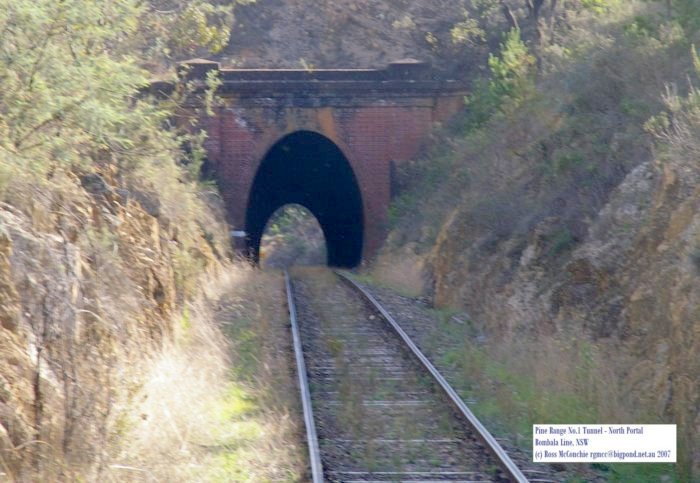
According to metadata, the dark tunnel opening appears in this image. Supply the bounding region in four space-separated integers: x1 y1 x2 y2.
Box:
245 131 364 267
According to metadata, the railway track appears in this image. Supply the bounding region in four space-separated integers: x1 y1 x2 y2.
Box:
285 268 529 483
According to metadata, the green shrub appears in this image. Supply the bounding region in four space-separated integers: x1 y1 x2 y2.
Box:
581 0 620 14
463 28 536 130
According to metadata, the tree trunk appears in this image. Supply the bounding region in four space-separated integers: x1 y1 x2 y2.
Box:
501 0 519 30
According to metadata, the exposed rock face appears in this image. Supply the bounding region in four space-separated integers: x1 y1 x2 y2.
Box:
426 155 700 471
0 173 229 479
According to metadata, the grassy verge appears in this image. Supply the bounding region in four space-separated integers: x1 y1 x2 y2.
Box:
105 267 305 482
428 312 680 482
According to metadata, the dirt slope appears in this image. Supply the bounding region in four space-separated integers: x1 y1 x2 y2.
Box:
222 0 484 71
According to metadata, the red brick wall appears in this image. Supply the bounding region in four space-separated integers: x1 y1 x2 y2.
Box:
333 105 432 257
202 97 456 261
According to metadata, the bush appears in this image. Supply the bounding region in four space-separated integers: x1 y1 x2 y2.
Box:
464 28 536 129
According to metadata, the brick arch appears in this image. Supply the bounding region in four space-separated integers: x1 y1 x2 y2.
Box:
245 130 364 267
161 59 468 263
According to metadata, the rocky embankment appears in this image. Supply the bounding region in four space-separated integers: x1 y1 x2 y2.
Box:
0 172 230 480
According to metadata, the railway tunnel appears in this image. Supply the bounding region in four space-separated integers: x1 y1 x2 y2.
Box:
245 131 364 267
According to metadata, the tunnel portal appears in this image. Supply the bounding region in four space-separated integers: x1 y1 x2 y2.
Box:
245 131 364 267
165 59 469 262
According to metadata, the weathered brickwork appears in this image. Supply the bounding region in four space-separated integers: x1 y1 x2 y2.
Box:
173 59 467 262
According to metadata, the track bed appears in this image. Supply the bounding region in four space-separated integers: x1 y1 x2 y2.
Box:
288 268 521 482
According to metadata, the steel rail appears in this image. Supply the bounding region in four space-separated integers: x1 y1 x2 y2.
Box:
335 270 529 483
284 271 324 483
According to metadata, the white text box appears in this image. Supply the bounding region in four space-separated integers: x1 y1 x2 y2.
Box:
532 424 676 463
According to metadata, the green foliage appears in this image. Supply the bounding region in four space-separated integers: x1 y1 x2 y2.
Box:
259 204 327 267
468 0 501 19
266 205 307 236
179 306 192 333
623 15 659 38
171 3 230 54
425 31 439 50
463 28 536 129
174 245 207 297
552 151 586 175
450 9 485 46
0 1 148 171
645 46 700 162
487 29 536 106
665 0 700 33
627 1 700 38
643 110 671 139
692 44 700 74
581 0 620 14
0 0 239 232
0 0 233 185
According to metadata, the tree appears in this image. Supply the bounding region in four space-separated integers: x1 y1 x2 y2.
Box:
0 0 239 185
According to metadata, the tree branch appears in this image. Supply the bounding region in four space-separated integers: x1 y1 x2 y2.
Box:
501 0 520 31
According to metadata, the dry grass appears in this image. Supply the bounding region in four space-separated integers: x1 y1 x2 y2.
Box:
366 251 426 298
102 266 304 482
